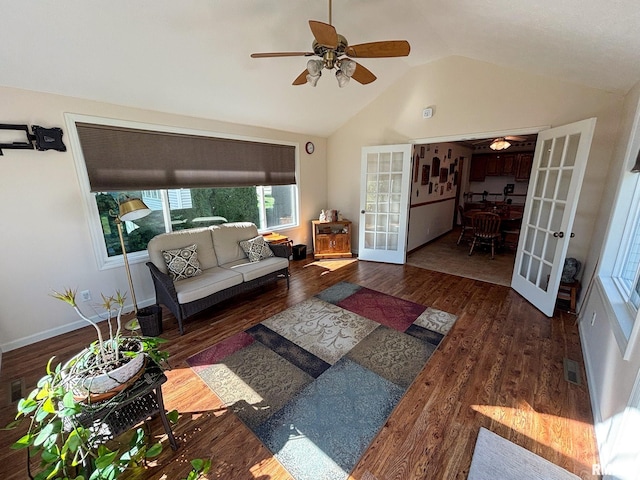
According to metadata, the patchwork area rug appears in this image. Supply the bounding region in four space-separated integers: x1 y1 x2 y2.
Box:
187 281 458 480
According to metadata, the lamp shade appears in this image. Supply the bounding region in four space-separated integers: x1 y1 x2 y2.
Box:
490 138 511 151
119 198 151 221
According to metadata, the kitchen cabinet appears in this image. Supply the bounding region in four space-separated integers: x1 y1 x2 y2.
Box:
515 153 534 181
470 156 488 181
470 152 532 180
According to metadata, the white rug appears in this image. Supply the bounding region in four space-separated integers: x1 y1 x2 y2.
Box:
468 428 580 480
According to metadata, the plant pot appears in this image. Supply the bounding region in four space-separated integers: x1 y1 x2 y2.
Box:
137 305 163 336
63 345 146 402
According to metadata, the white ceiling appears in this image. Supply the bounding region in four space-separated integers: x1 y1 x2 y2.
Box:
2 0 640 137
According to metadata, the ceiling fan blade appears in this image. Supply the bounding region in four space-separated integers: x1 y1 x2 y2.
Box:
351 62 377 85
293 70 309 85
251 52 314 58
346 40 410 58
505 135 527 142
309 20 338 49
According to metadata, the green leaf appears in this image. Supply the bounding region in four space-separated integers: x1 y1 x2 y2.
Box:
17 397 38 414
35 383 50 400
35 406 51 422
11 432 33 449
41 446 60 463
3 419 22 430
145 442 163 458
167 409 179 424
46 460 62 480
62 390 77 409
33 422 56 446
61 429 83 455
190 458 204 471
42 397 56 414
95 451 118 469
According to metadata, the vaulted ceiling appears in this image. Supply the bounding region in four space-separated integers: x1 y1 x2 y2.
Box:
2 0 639 137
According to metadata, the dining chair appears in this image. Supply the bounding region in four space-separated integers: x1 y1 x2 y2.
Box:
469 212 502 259
456 205 475 245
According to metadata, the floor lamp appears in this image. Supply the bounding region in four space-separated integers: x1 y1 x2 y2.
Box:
113 197 151 319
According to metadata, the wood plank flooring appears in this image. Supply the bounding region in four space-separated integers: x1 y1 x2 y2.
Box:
0 257 599 479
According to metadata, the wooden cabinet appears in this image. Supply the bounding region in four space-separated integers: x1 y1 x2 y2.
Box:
501 154 517 175
470 156 487 181
312 220 352 259
470 152 532 181
515 153 534 181
480 153 518 176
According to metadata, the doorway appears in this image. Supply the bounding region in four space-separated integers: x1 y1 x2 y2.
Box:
406 132 539 286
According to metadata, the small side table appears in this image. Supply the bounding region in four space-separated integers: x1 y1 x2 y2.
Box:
71 359 178 474
557 280 581 314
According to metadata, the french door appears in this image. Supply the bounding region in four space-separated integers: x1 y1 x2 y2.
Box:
511 118 596 316
358 144 412 264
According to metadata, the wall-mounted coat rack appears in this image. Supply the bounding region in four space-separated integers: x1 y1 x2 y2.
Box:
0 124 66 155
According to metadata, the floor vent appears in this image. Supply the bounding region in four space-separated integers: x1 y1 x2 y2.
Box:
563 358 581 385
10 378 24 403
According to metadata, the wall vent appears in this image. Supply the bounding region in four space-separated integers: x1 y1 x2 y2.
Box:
10 378 24 403
563 358 581 385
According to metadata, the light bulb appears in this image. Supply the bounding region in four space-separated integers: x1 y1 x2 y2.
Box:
336 70 350 87
307 59 323 76
340 59 356 77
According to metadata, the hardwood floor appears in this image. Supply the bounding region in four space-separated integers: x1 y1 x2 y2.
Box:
0 257 599 479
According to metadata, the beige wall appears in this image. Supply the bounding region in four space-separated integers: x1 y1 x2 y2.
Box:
0 86 327 350
577 79 640 473
328 56 623 292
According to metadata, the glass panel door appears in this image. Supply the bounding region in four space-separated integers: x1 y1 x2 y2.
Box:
359 144 412 264
511 118 596 316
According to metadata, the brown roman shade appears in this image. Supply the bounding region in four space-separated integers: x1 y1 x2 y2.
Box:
76 122 296 192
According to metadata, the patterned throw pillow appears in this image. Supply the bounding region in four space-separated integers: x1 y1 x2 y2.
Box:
162 244 202 281
239 236 274 263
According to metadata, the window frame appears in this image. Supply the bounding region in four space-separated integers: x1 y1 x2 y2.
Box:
597 97 640 360
65 113 300 271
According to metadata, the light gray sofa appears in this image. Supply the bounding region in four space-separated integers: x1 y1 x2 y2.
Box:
146 222 290 334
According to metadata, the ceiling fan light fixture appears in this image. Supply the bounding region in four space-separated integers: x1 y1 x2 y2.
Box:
307 59 323 76
340 58 356 77
336 69 350 87
490 138 511 151
306 72 321 86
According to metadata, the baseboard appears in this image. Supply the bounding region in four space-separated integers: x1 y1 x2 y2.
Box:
0 297 155 353
578 318 605 465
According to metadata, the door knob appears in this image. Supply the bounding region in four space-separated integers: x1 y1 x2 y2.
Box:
553 231 565 238
570 232 575 238
361 210 365 214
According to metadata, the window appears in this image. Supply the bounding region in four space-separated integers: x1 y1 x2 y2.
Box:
95 186 298 257
597 101 640 358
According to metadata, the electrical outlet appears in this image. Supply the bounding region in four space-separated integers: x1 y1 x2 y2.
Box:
591 310 597 326
80 290 91 302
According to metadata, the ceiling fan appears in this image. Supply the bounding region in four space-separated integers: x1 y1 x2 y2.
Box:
250 0 410 87
473 135 528 151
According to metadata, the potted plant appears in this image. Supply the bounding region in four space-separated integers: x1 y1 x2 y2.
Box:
4 289 210 479
50 289 163 401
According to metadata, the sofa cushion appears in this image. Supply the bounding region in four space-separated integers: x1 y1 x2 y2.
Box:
162 244 202 281
211 222 260 265
239 235 274 262
174 267 243 304
148 228 218 274
220 256 289 282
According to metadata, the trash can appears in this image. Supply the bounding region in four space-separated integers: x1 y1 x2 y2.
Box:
292 244 307 260
137 305 163 337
